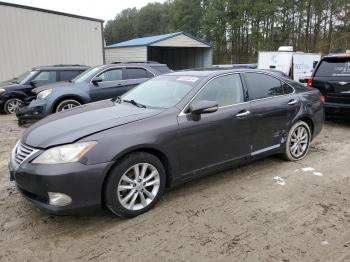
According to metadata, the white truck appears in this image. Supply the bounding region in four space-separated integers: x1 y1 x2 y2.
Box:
258 47 321 82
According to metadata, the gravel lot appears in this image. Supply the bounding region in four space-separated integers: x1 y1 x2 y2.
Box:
1 114 350 262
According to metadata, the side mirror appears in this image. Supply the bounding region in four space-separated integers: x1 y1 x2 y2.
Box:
30 80 37 87
299 78 307 83
91 77 102 85
190 100 218 115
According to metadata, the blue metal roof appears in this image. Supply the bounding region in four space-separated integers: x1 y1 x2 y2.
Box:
105 32 212 49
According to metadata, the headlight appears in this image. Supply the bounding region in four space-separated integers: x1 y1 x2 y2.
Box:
32 141 97 164
0 88 5 94
37 89 52 100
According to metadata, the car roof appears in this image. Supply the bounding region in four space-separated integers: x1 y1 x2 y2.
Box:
165 68 281 78
94 62 167 70
322 54 350 60
33 65 90 71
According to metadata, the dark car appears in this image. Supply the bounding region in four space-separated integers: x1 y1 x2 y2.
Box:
9 69 324 218
0 65 89 114
16 62 171 122
308 54 350 118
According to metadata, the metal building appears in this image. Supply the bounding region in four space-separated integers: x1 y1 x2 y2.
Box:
0 2 104 81
105 32 213 70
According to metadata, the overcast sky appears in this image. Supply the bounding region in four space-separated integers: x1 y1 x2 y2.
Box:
4 0 166 22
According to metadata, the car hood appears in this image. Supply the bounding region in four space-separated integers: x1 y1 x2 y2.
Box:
22 100 162 148
0 82 25 90
32 81 75 94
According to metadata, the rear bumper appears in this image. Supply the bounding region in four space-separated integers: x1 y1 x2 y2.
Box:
325 102 350 118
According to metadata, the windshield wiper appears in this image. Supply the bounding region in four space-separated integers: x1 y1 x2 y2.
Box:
123 99 147 108
111 96 121 103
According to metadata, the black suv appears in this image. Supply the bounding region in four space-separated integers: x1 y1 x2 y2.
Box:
309 54 350 118
0 65 89 114
16 62 171 122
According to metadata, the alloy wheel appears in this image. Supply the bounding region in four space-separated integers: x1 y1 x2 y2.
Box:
117 163 160 211
60 103 79 111
289 126 309 158
6 99 22 114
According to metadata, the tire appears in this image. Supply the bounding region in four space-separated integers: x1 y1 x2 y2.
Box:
55 99 81 112
104 152 166 218
282 120 311 161
4 98 23 114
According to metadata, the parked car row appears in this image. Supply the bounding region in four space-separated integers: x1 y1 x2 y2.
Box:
15 62 171 123
0 65 88 114
9 68 324 218
6 54 350 218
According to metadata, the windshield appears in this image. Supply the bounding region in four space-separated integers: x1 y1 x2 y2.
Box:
11 71 37 84
122 76 197 108
72 67 101 83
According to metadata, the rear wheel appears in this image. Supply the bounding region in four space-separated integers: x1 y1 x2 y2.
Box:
55 99 81 112
4 98 23 114
282 120 311 161
104 152 166 218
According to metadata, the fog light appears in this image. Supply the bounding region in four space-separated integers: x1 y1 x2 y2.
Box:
48 192 72 206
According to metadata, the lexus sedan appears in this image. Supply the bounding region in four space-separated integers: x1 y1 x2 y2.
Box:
9 69 324 218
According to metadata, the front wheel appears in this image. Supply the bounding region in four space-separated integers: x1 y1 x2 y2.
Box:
4 98 23 114
55 99 81 112
104 152 166 218
282 121 311 161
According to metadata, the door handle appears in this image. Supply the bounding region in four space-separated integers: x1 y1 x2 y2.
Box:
288 99 298 105
236 110 251 117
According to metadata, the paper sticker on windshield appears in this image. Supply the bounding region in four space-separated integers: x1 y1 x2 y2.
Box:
177 76 199 82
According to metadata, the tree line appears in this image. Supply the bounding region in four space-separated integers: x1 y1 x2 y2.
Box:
104 0 350 64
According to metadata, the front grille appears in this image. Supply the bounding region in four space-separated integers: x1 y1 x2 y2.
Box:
14 142 37 166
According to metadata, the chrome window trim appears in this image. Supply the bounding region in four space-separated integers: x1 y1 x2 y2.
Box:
178 72 246 117
178 71 296 117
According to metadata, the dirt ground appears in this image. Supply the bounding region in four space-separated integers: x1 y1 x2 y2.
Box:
1 114 350 262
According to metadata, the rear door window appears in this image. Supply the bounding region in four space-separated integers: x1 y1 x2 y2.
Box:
245 73 284 100
59 70 83 81
315 60 350 77
125 68 149 79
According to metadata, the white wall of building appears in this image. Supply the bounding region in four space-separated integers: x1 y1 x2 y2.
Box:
0 4 104 81
105 46 147 64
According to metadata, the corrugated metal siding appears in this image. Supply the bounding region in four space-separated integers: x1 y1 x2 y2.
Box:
151 34 210 48
105 47 147 64
0 5 103 81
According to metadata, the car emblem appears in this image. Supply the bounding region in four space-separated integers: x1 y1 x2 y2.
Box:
339 82 348 85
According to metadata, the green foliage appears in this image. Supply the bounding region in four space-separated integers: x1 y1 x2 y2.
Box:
104 0 350 63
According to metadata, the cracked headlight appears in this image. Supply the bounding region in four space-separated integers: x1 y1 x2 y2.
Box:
32 141 97 164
